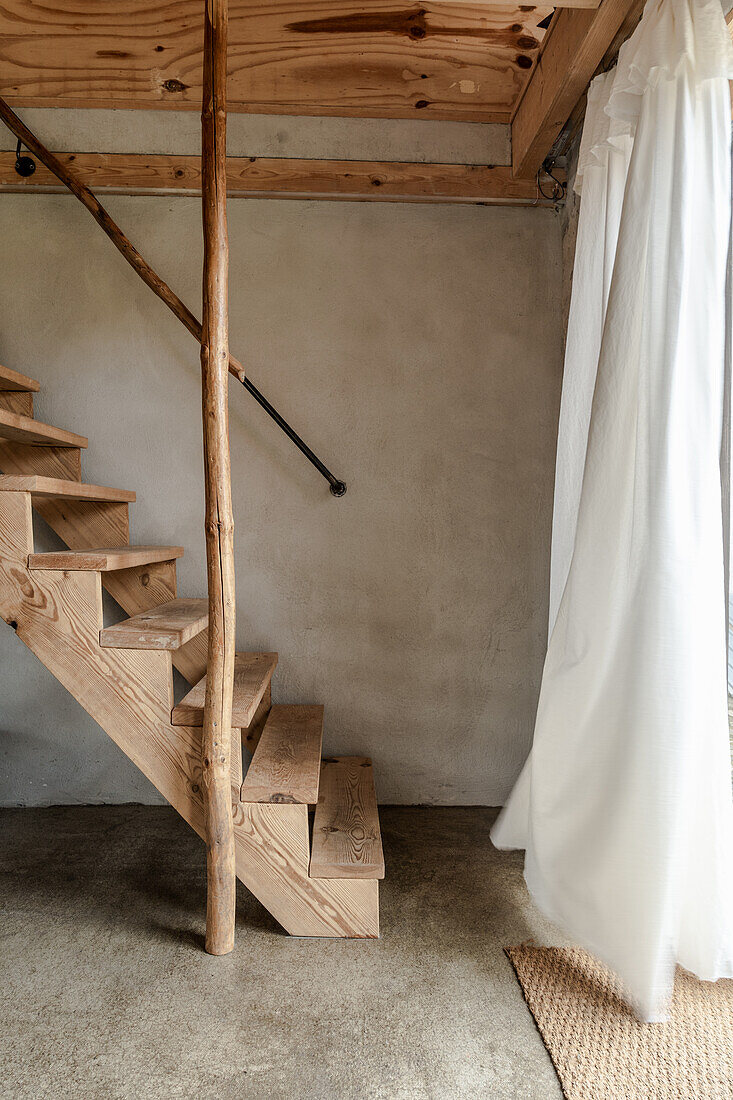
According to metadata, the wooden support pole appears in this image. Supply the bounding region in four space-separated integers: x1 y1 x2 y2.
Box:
200 0 236 956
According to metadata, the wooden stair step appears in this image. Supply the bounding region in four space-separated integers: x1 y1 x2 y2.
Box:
29 545 184 571
310 757 385 880
241 704 324 804
0 475 135 503
0 364 41 392
100 597 208 650
172 651 278 728
0 408 87 449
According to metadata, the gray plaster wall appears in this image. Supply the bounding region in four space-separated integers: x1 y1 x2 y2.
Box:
0 110 563 805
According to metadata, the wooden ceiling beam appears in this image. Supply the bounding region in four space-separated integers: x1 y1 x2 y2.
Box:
0 0 555 123
510 0 644 180
0 151 561 206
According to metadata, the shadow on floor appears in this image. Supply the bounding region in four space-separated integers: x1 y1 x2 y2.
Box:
0 805 562 1100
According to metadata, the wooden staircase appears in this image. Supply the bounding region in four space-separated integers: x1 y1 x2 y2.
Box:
0 361 383 938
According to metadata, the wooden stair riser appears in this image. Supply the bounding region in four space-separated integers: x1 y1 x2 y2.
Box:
0 439 82 480
34 499 130 551
0 392 34 417
0 489 378 936
244 682 271 756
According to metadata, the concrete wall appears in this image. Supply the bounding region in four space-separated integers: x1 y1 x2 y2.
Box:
0 110 563 805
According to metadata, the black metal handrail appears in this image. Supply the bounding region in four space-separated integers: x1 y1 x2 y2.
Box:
2 105 347 498
241 377 346 496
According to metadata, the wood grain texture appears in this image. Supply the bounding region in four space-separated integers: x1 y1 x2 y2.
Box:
230 726 243 788
0 363 40 392
0 475 135 502
235 802 379 937
241 704 324 805
174 628 209 686
0 0 556 123
0 489 378 937
100 597 208 650
243 682 272 756
0 435 197 686
0 440 81 481
0 408 87 449
29 545 184 571
511 0 644 178
0 392 34 416
199 0 237 956
34 500 131 555
311 757 385 879
172 652 278 727
0 152 558 207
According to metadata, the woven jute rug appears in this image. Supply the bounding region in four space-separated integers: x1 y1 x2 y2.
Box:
506 943 733 1100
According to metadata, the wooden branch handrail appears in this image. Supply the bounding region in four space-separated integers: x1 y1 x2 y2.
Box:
0 95 246 385
200 0 236 955
0 96 347 495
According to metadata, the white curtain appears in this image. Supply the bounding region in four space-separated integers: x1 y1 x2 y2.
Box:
492 0 733 1021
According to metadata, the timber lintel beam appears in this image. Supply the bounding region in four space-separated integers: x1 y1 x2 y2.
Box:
511 0 644 180
0 152 561 207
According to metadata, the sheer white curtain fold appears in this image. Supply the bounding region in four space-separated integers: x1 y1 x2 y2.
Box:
492 0 733 1021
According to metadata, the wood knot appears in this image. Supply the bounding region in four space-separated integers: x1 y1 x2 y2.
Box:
162 78 188 93
415 99 429 109
516 55 533 69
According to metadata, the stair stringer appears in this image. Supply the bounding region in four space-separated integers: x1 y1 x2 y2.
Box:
0 489 378 938
0 438 207 686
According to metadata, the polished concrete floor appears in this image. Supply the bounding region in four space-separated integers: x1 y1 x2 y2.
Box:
0 806 563 1100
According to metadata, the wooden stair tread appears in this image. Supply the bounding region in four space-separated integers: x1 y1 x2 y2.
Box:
0 408 87 448
0 363 40 392
100 597 208 650
172 651 278 728
29 545 184 571
310 757 384 880
241 704 324 804
0 475 135 502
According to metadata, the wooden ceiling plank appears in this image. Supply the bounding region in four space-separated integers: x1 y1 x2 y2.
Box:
0 150 561 206
0 0 555 123
510 0 644 179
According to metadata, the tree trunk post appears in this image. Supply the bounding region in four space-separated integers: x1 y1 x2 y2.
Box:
200 0 236 956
